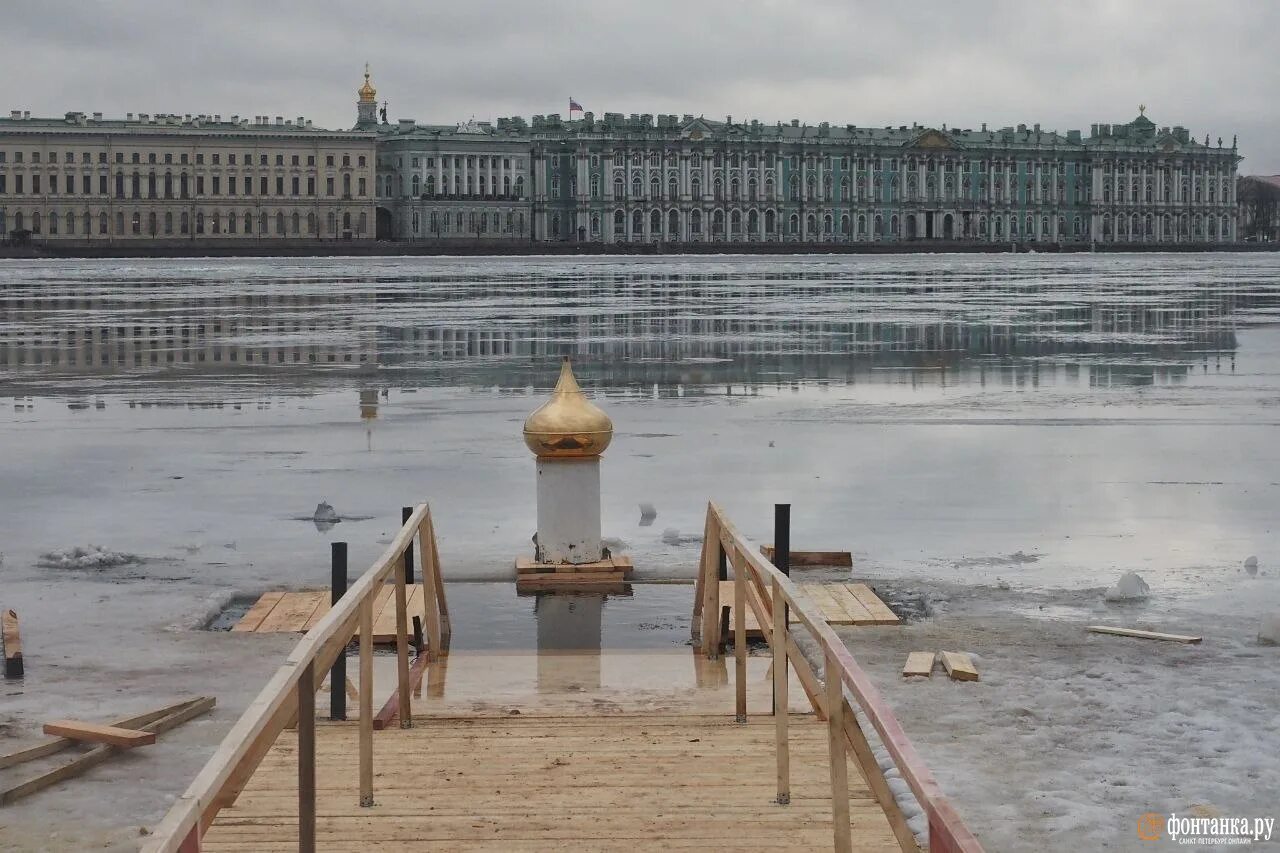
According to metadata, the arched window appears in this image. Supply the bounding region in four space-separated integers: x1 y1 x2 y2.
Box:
730 210 741 234
614 177 624 198
690 209 702 235
164 173 173 199
212 212 222 234
632 176 642 198
764 179 774 199
788 213 799 234
748 209 759 234
307 212 316 235
196 212 205 234
713 179 723 200
765 209 775 234
412 174 420 195
840 178 850 202
590 213 600 235
590 176 599 198
840 214 850 235
148 172 157 199
691 178 702 198
180 212 189 234
890 214 899 237
244 211 253 233
789 175 799 201
822 213 832 234
712 209 724 235
651 176 660 199
730 179 739 200
291 212 300 234
806 213 817 235
162 211 172 234
275 212 285 235
99 212 109 234
328 211 337 234
48 210 58 235
632 209 643 234
668 210 679 237
148 211 158 235
857 214 866 236
614 210 625 235
66 211 75 234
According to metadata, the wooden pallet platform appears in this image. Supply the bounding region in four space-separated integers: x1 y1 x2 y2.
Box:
719 581 899 636
232 585 428 644
201 715 899 852
515 555 634 590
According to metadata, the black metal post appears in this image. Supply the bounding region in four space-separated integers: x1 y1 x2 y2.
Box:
402 506 424 651
330 542 348 721
773 503 791 714
717 543 729 654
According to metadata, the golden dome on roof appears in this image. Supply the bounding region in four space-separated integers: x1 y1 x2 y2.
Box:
358 63 377 103
523 358 613 458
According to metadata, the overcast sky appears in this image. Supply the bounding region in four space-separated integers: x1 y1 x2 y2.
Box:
5 0 1278 172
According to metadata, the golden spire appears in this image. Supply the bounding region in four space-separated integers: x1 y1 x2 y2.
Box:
358 63 377 103
523 358 613 458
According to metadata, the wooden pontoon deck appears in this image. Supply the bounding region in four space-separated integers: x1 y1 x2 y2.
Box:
143 504 982 853
202 714 899 852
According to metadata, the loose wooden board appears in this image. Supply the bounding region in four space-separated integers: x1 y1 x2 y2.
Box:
233 586 428 644
718 581 900 635
0 697 202 771
761 546 854 568
0 697 214 806
2 609 21 679
902 652 936 678
1087 625 1203 644
939 651 979 682
515 555 634 576
42 720 157 748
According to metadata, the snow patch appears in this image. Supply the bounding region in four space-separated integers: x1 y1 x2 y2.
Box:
37 545 141 570
1103 571 1150 602
1260 615 1280 646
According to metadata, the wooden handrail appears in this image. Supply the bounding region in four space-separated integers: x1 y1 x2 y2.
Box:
695 502 983 853
142 503 447 853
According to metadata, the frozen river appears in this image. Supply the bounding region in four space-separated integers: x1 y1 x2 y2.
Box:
2 253 1279 851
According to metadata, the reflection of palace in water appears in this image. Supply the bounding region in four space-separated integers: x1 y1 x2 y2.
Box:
0 271 1258 393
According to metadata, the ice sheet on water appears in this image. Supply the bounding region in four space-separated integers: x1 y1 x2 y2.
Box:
37 545 141 569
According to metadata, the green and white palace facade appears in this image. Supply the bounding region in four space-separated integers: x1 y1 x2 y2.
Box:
1 67 1243 248
375 106 1241 246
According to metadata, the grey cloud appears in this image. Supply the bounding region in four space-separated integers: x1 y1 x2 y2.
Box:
4 0 1277 171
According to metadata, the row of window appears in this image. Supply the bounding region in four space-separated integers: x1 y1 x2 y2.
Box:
0 172 365 198
0 150 367 168
384 174 526 198
394 155 523 170
0 209 368 236
565 208 1234 240
408 209 527 235
562 151 1231 178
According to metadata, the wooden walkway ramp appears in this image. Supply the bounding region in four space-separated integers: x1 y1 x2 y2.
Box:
201 714 900 852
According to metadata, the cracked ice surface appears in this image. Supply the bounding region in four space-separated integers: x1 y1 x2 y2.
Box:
1 253 1279 851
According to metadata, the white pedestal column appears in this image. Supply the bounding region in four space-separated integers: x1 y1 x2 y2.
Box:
535 457 602 564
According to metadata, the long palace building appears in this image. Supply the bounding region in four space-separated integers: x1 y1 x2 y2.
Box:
0 67 1243 248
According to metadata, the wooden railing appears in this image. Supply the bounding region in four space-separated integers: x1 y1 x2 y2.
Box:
692 502 982 853
142 503 448 853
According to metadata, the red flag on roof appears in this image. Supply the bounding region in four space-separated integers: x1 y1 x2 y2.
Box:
569 98 583 113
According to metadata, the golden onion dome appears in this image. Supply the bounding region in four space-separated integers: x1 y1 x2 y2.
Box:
523 358 613 458
358 64 377 103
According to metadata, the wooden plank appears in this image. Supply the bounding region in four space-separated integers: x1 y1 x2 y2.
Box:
2 609 22 679
902 652 936 678
516 571 626 584
368 584 397 641
256 591 325 634
0 697 205 771
198 715 901 853
804 584 853 625
0 697 214 806
1087 625 1203 644
939 651 979 682
762 546 853 567
232 592 285 633
825 584 876 624
42 720 158 748
846 584 900 625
